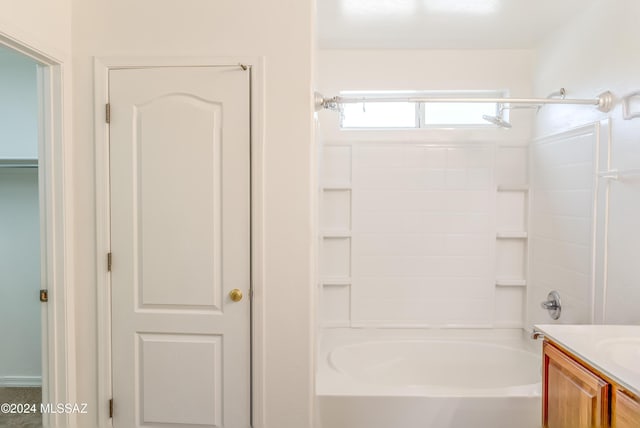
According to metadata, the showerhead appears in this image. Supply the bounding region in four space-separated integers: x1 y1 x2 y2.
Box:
482 114 512 128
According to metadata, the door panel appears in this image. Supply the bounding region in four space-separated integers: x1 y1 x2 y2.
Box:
613 388 640 428
136 94 222 310
543 342 609 428
110 66 250 428
140 334 222 426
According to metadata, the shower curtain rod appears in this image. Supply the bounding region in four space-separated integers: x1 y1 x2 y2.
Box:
314 91 614 113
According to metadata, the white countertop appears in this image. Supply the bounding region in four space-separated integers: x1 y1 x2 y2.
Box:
534 324 640 396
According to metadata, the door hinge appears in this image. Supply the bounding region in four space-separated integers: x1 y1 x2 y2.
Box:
40 289 49 302
106 103 111 124
107 252 112 272
109 398 113 418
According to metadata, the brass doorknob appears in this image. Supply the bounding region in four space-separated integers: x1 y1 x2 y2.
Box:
229 289 243 302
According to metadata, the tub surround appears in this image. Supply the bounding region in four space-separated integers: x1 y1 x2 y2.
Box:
534 324 640 396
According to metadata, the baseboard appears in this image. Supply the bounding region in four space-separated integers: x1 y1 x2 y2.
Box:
0 376 42 387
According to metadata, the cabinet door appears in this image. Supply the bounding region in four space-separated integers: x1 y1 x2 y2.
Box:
543 342 609 428
613 388 640 428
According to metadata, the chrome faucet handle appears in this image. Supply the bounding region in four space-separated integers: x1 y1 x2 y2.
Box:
541 291 562 320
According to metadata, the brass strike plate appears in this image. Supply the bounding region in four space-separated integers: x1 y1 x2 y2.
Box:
40 289 48 302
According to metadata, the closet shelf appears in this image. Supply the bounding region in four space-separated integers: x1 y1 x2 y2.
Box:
0 158 38 168
496 231 528 239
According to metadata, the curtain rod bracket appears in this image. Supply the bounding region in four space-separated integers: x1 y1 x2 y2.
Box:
314 92 341 112
314 92 324 112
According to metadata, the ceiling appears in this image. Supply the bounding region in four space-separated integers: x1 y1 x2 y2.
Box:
317 0 598 49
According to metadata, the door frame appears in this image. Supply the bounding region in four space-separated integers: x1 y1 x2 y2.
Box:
94 56 265 428
0 30 74 428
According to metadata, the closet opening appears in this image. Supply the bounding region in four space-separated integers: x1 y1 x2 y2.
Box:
0 35 69 427
0 43 44 428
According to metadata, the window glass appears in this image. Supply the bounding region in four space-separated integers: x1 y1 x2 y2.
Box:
340 101 416 128
338 91 505 129
423 102 498 126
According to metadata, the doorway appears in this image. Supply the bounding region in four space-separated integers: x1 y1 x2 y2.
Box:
0 33 71 428
0 44 44 428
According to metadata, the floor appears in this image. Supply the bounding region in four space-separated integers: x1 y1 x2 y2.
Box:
0 387 42 428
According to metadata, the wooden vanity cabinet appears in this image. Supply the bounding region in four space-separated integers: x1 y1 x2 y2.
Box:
543 341 640 428
543 342 609 428
612 388 640 428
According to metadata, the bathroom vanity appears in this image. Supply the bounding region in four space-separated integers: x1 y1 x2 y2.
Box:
535 325 640 428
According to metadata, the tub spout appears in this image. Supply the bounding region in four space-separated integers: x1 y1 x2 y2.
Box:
531 330 545 340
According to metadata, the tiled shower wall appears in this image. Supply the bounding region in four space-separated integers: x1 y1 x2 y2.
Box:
317 49 535 329
319 142 530 328
527 123 604 327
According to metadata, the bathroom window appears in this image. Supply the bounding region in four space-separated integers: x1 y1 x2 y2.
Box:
339 90 505 129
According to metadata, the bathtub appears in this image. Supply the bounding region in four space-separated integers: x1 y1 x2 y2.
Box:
317 329 542 428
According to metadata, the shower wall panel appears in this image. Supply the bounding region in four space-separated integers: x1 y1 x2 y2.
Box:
349 144 496 327
319 142 529 328
528 126 599 326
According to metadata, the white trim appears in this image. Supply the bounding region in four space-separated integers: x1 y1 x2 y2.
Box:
249 58 267 428
0 27 68 66
526 138 535 333
93 57 112 427
0 376 43 387
94 56 266 428
0 32 73 428
593 119 611 324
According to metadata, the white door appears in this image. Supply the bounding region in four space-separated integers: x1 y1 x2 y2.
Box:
109 66 250 428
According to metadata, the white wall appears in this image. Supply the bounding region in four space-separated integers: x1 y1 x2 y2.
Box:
318 49 534 329
0 48 38 159
71 1 315 427
530 0 640 327
0 0 71 58
0 169 41 386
